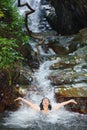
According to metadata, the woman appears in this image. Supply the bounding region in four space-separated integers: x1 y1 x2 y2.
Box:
15 97 77 114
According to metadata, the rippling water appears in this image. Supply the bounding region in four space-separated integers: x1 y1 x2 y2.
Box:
1 110 87 130
1 60 87 130
1 1 87 130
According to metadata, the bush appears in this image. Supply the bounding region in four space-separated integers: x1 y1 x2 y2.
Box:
0 0 29 86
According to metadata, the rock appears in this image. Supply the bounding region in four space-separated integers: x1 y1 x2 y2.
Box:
79 28 87 37
20 44 40 69
43 35 70 54
46 0 87 35
50 62 76 70
47 42 68 54
42 33 87 55
18 74 30 85
14 64 34 85
55 87 87 114
0 70 23 112
0 86 22 112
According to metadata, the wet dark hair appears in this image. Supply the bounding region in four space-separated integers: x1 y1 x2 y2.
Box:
39 97 52 110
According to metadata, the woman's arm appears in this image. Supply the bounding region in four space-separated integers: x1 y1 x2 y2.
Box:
53 99 77 111
15 97 40 111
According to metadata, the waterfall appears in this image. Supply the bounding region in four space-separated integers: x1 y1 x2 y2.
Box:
27 0 41 33
17 0 51 33
3 1 87 129
27 0 52 32
3 59 81 129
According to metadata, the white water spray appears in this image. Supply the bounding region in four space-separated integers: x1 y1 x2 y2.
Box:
27 0 41 33
4 59 80 129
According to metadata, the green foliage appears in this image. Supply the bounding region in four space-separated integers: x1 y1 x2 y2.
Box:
0 10 4 17
0 37 24 86
0 0 29 64
0 37 23 70
0 0 28 42
0 0 30 86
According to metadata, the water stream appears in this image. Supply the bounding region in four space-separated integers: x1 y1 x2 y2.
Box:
1 60 87 130
1 0 87 130
18 0 51 33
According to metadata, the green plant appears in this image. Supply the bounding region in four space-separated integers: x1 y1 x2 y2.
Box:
0 37 23 85
0 0 27 41
0 10 4 18
0 0 30 86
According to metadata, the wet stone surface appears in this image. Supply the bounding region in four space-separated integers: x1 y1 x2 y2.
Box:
55 87 87 114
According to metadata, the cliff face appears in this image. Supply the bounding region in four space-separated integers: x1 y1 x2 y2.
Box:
46 0 87 35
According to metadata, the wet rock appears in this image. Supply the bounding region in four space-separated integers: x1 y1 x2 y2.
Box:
49 68 75 85
0 86 22 112
55 87 87 114
31 30 87 56
49 66 87 85
79 28 87 37
14 65 34 85
47 42 68 54
42 35 70 54
50 62 76 70
48 43 87 85
18 74 31 85
20 44 40 69
0 70 23 112
46 0 87 35
42 33 87 55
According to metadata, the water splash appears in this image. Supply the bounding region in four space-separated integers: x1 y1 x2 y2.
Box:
17 0 51 33
3 59 87 129
27 0 41 32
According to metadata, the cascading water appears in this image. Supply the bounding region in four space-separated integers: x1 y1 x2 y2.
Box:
3 59 87 130
18 0 52 33
3 60 57 128
27 0 41 32
2 0 87 130
28 0 52 32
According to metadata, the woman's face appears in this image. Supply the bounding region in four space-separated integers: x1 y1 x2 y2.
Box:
42 98 50 106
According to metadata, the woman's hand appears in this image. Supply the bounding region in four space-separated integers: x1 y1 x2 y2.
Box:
53 99 77 111
14 97 22 102
14 97 40 111
70 99 77 104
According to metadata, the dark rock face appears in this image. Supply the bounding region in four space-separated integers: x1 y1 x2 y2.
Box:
46 0 87 35
0 70 23 112
20 44 40 69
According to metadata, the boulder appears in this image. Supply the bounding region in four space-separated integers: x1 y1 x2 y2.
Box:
55 87 87 114
46 0 87 35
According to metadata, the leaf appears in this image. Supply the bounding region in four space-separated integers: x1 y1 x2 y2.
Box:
0 11 4 17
